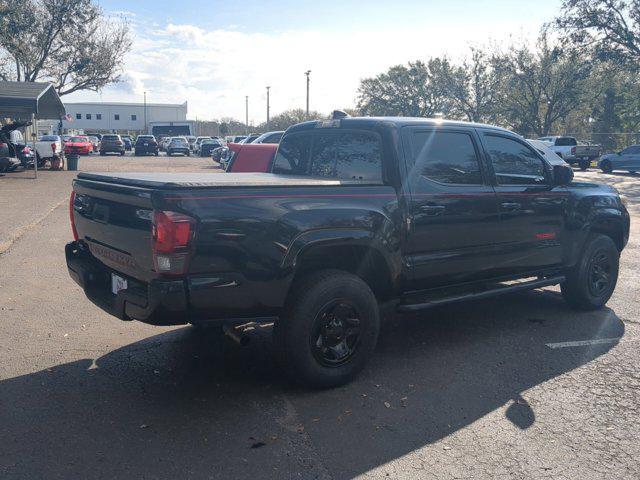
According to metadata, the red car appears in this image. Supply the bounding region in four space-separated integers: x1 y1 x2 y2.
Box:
64 136 93 155
226 143 277 172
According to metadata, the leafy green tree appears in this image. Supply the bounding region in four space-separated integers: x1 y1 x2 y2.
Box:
556 0 640 67
356 60 451 117
434 48 501 123
493 34 592 137
0 0 131 96
255 108 324 132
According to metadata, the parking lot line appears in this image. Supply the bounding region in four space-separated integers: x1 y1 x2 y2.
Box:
546 337 623 349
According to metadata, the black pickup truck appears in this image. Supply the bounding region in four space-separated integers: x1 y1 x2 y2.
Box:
66 116 630 387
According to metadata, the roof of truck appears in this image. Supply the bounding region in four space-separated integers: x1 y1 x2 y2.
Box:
286 116 514 135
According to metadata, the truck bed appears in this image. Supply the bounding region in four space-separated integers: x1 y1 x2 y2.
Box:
77 172 382 189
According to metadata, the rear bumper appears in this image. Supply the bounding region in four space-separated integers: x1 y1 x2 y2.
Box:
66 241 189 325
135 146 158 154
65 241 283 326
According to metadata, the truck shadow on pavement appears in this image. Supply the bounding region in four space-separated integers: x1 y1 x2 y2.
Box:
0 289 624 479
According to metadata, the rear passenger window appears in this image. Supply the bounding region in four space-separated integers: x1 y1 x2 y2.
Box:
337 133 382 181
273 131 382 181
411 131 482 185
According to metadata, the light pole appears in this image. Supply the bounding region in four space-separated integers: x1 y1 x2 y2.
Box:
266 86 271 131
245 96 249 135
143 91 147 133
304 70 311 117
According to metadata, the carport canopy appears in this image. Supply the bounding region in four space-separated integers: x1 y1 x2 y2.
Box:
0 81 65 120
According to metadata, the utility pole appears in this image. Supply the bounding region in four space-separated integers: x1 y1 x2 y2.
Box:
143 91 147 133
266 86 271 131
304 70 311 117
245 96 249 135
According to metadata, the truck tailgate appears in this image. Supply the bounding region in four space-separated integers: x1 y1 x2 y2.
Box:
72 177 156 283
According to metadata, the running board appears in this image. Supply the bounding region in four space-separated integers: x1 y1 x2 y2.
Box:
397 276 566 312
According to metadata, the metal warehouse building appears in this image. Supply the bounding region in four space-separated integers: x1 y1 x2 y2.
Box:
61 101 188 133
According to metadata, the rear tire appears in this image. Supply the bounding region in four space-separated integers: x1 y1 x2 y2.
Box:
561 234 619 310
274 270 380 388
601 160 612 173
579 159 590 171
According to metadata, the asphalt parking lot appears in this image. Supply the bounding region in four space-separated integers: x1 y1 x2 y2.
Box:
0 158 639 479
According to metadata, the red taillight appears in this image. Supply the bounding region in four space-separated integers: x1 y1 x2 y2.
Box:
22 146 31 154
151 211 195 275
51 142 57 153
69 192 79 241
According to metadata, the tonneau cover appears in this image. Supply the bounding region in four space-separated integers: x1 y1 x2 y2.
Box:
76 172 381 189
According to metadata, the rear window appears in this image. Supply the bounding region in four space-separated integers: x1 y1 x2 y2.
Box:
555 137 577 146
39 135 59 141
69 137 88 142
102 135 119 141
272 131 382 181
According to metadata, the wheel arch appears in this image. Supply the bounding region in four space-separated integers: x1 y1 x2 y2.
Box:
283 229 402 302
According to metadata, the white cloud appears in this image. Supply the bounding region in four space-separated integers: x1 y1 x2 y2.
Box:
66 20 541 123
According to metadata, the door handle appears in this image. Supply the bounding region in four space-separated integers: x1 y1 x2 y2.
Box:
501 202 521 211
419 205 446 216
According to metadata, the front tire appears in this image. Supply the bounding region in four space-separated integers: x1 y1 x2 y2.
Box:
561 234 619 310
274 270 380 388
601 160 613 173
579 159 590 171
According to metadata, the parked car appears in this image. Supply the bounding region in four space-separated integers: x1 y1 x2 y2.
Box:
36 135 65 170
134 135 159 156
64 136 93 156
239 133 260 144
87 136 100 152
121 135 133 151
67 115 629 388
166 137 190 156
185 135 197 151
197 138 223 157
222 143 277 172
99 134 125 156
598 145 640 174
537 136 601 170
159 137 171 152
252 130 285 144
194 136 212 151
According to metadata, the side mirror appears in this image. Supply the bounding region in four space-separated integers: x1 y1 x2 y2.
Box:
553 164 573 185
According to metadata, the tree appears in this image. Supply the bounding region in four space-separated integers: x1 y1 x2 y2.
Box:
255 108 324 131
434 48 501 123
493 34 592 137
356 60 451 117
0 0 131 96
556 0 640 67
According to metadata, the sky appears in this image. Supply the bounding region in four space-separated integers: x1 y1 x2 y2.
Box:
66 0 563 124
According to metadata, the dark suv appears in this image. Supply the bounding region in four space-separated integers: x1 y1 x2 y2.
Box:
99 135 125 156
134 135 159 156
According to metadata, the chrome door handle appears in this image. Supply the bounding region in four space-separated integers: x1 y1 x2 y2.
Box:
501 202 521 211
420 205 446 216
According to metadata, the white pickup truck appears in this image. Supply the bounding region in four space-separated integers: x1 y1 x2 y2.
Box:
36 135 65 170
537 136 601 170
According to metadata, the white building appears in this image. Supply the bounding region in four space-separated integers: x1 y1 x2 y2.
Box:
61 101 189 133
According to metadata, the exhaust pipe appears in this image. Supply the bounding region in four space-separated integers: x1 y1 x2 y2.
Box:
223 324 250 346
